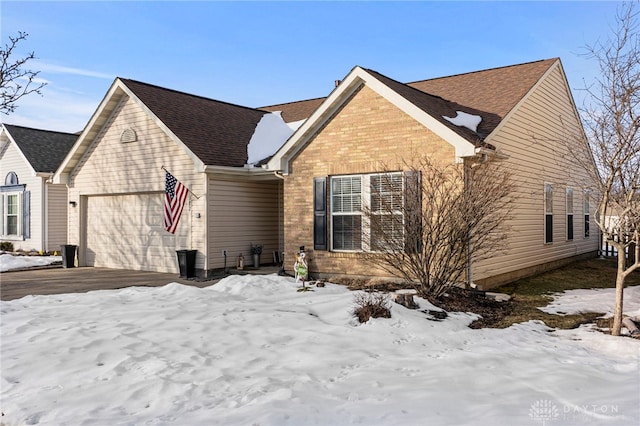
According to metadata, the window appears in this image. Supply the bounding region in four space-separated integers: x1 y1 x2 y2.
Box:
584 190 590 238
370 174 404 251
4 194 19 235
5 172 18 186
566 187 574 240
544 183 553 243
330 172 404 252
331 176 363 250
1 172 29 240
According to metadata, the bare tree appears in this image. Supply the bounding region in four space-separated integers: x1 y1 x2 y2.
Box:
576 2 640 336
362 156 514 299
1 31 46 115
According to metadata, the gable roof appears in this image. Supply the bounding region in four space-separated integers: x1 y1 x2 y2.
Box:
266 59 560 174
364 69 499 145
120 79 267 167
55 78 270 183
406 58 558 123
261 58 557 132
267 66 485 174
1 124 77 174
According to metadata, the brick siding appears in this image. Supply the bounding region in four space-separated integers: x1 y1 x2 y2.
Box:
283 86 455 278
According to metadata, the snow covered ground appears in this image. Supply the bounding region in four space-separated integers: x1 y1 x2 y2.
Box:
1 268 639 425
0 253 62 272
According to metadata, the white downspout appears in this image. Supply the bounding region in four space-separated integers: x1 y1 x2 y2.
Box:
464 160 472 288
42 179 48 252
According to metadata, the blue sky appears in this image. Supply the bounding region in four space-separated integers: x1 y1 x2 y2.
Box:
1 1 623 133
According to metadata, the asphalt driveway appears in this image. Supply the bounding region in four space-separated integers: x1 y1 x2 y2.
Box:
0 267 215 301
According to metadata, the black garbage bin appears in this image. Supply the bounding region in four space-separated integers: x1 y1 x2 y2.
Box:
176 249 197 278
61 244 77 268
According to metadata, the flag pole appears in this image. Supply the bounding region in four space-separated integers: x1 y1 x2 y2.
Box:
161 165 202 199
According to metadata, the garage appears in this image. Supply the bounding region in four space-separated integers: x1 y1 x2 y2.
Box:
85 193 184 273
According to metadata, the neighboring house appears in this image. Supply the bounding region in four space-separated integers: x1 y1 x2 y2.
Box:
53 78 295 276
0 124 77 252
267 58 600 289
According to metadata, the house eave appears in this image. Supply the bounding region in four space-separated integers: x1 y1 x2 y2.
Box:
266 66 478 174
52 78 207 184
203 164 279 180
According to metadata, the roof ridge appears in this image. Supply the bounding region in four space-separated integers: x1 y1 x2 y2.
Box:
407 58 558 85
2 123 78 136
118 78 267 114
259 96 327 110
365 67 452 103
258 59 558 111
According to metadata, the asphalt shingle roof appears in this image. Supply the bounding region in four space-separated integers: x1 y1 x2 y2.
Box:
407 58 558 124
365 68 499 145
120 79 267 167
3 124 77 173
260 97 325 123
258 59 557 145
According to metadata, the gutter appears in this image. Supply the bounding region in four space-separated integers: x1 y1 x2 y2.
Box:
202 164 274 176
474 146 509 161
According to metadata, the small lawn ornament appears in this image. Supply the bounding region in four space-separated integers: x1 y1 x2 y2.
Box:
236 253 245 271
294 247 308 286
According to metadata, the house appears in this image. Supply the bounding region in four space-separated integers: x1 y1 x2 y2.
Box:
0 124 77 252
53 78 296 276
267 58 600 289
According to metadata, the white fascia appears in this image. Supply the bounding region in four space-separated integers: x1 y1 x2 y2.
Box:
203 164 276 180
266 66 478 174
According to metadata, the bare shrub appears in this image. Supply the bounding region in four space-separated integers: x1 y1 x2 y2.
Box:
362 156 514 299
352 292 392 323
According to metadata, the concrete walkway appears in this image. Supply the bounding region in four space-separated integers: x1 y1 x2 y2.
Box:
0 266 280 301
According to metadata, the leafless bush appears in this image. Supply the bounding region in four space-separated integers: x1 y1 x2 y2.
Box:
362 156 514 298
352 292 392 323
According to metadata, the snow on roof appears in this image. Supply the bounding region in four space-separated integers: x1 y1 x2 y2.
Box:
442 111 482 133
247 112 299 165
285 119 305 132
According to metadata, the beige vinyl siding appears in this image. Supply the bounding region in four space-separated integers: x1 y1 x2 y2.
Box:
208 177 281 269
472 64 598 285
0 140 44 251
45 183 68 252
67 95 207 270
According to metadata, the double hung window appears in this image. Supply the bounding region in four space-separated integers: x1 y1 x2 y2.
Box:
331 176 363 250
566 187 574 241
330 172 404 252
1 172 29 240
544 183 553 243
2 193 20 236
584 190 590 238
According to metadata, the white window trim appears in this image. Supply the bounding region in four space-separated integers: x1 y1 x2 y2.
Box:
544 183 553 244
330 172 404 252
330 174 363 252
1 192 23 239
583 189 591 238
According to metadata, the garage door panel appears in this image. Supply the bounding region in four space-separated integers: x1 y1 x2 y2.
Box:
86 193 180 273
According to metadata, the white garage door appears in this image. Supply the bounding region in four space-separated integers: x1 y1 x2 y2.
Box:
86 193 183 273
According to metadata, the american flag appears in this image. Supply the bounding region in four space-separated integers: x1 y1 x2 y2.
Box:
164 171 189 234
